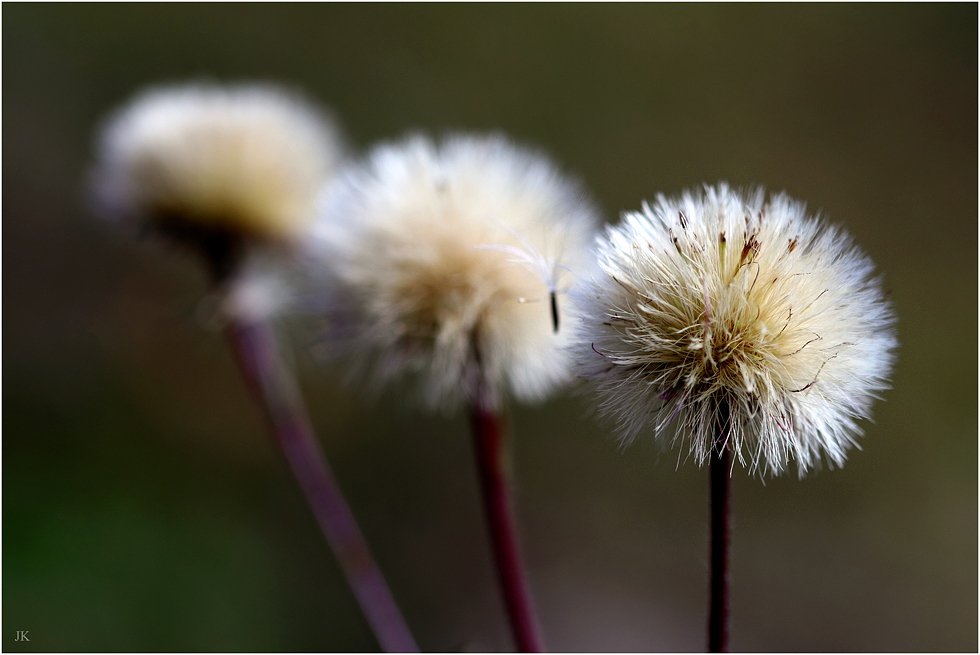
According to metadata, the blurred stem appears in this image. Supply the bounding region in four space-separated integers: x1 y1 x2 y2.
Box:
708 401 732 653
225 317 418 653
468 388 546 653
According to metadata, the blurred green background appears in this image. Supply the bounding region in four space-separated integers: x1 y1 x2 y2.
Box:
3 4 976 652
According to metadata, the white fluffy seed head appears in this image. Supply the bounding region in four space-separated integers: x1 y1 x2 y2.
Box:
575 183 896 477
311 134 600 412
92 82 345 243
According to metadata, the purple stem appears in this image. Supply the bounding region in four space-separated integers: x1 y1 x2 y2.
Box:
468 399 546 653
708 402 732 653
226 318 418 653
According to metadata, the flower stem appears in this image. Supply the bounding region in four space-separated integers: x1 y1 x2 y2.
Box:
708 402 732 653
225 318 418 653
468 400 546 652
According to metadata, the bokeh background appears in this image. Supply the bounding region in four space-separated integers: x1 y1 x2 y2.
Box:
4 4 976 652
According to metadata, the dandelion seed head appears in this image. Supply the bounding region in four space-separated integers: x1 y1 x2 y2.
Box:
312 134 599 411
92 82 344 243
575 183 896 476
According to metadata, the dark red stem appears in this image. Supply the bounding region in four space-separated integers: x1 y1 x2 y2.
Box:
469 403 546 653
708 403 732 653
226 319 418 653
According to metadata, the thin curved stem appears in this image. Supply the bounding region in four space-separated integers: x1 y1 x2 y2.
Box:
468 395 546 653
226 318 418 653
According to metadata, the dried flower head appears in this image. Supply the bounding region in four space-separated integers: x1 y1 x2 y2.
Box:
576 183 896 476
311 134 600 411
92 82 344 245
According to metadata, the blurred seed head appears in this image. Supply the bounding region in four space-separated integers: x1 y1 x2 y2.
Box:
575 183 896 476
310 134 600 411
92 81 345 246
